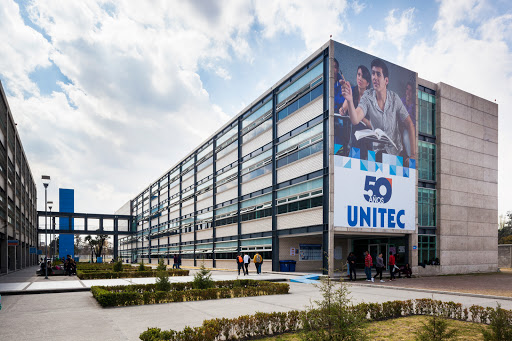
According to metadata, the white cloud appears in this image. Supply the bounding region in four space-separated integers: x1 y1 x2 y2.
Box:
351 0 366 15
405 0 512 216
253 0 348 51
368 8 416 53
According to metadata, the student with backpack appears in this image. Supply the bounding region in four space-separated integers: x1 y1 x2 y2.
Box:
253 252 263 274
236 254 244 275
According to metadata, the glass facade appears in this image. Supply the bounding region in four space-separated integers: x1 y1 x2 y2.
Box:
418 90 436 136
418 188 436 227
120 51 327 266
418 141 436 181
418 235 437 264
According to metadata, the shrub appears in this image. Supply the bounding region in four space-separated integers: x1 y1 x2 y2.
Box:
415 314 458 341
138 261 147 272
156 258 166 271
481 303 512 341
112 258 123 272
155 271 171 292
301 277 368 340
192 264 214 290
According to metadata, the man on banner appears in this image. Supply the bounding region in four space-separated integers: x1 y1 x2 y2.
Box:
341 58 416 166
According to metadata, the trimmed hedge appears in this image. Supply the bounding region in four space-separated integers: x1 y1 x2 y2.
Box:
78 269 189 280
76 263 133 271
139 298 512 341
91 280 289 307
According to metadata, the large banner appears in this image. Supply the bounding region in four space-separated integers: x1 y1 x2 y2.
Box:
333 42 417 230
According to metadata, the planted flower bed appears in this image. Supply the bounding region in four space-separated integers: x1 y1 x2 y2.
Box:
91 279 289 307
77 269 189 280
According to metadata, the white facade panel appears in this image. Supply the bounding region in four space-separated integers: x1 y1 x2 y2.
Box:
216 187 237 204
169 208 179 220
197 165 213 182
276 207 322 230
216 149 238 170
169 235 179 244
170 185 179 197
242 129 272 156
181 202 194 216
181 232 194 242
196 196 213 211
241 218 272 234
278 97 323 136
182 175 194 189
277 152 323 183
215 224 237 238
196 229 213 240
158 237 167 245
241 173 272 196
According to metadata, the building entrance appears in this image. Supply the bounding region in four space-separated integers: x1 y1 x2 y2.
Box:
353 237 407 268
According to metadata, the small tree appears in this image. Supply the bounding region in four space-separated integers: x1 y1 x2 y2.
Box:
138 261 147 272
301 277 368 340
415 314 458 341
481 303 512 341
113 258 123 272
157 258 167 271
155 271 171 292
192 264 214 289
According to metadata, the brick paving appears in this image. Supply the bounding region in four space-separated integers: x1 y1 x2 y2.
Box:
373 271 512 297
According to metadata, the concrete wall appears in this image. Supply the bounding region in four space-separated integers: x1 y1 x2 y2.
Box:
498 244 512 268
436 82 499 274
279 235 323 272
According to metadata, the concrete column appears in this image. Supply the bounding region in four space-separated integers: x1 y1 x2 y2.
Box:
0 235 7 273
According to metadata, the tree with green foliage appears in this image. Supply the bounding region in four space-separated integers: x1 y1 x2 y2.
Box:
498 212 512 244
112 258 123 272
157 258 166 271
155 270 171 292
192 264 214 289
482 303 512 341
301 277 368 341
138 261 147 272
415 314 458 341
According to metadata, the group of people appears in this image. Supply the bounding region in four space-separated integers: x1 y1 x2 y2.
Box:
346 251 412 282
334 57 416 165
39 255 76 276
172 254 182 269
236 252 263 276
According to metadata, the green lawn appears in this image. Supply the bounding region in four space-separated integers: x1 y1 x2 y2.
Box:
257 315 488 341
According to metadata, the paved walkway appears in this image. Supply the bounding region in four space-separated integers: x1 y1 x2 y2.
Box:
1 279 512 341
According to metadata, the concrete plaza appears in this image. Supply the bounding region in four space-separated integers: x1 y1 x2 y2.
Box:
1 266 511 340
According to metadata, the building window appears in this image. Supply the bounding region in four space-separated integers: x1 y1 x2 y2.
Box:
418 235 437 265
418 188 436 227
418 141 435 181
418 90 435 136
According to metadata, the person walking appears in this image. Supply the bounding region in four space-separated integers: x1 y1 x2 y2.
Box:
243 253 251 275
364 251 373 282
253 252 263 274
347 252 357 281
173 254 178 269
389 251 396 281
374 253 385 282
236 253 244 275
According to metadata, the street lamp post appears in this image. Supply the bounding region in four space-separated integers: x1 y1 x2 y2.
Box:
42 175 51 279
48 201 53 261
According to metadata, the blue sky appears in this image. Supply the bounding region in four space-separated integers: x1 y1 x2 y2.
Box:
0 0 510 222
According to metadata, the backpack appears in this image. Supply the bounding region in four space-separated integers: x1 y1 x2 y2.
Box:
255 254 262 263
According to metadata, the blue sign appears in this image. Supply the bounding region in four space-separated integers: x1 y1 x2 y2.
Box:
37 250 43 255
413 245 417 250
30 247 37 254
